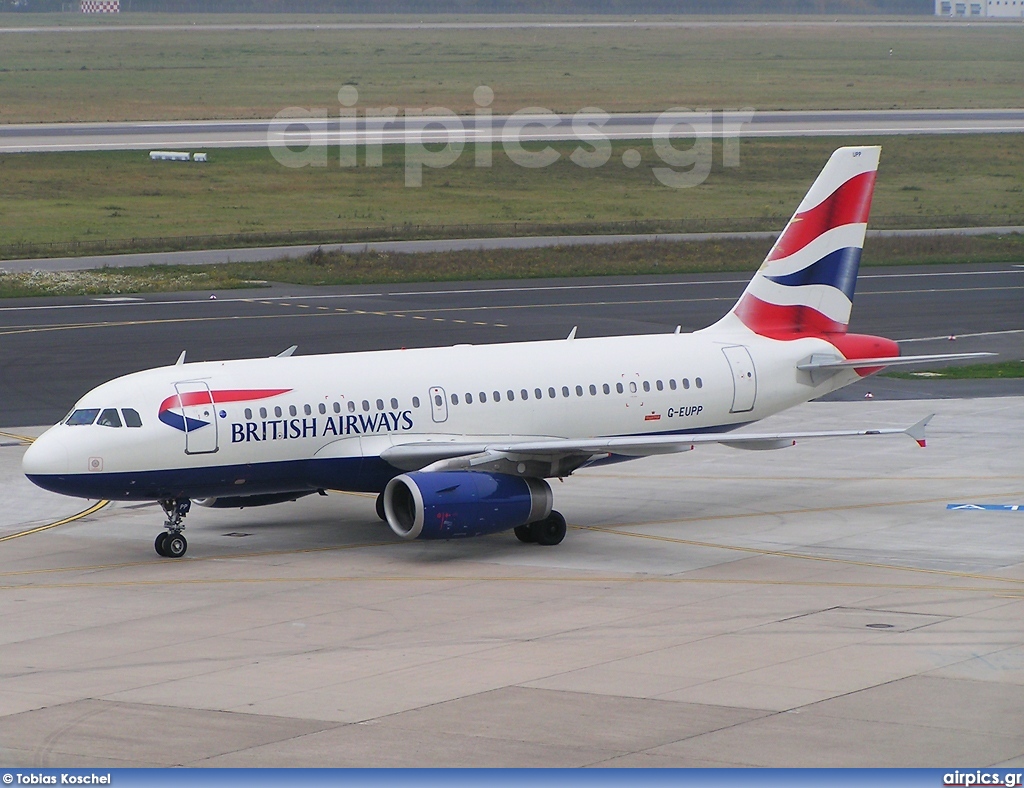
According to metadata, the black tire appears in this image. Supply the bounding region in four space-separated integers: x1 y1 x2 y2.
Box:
165 533 188 558
375 491 387 522
532 511 567 546
154 532 169 557
513 524 536 543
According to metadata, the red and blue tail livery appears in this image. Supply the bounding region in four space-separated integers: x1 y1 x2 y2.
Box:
730 146 880 340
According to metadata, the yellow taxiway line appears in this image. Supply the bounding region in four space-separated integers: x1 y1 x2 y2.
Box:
0 499 110 543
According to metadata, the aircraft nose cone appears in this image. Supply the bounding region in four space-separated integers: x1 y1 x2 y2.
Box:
22 430 70 477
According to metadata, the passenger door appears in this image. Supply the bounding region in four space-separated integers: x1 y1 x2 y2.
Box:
722 345 757 413
173 381 219 454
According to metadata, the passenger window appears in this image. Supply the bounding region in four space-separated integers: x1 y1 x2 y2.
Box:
479 392 487 403
333 402 341 413
548 387 556 399
274 406 283 418
616 383 624 394
493 391 501 402
434 394 443 407
259 407 268 418
602 383 610 395
629 382 637 393
589 384 597 396
466 393 473 404
696 377 703 389
561 386 570 398
97 408 122 428
521 390 529 401
576 385 583 397
391 398 399 409
347 401 355 413
669 379 677 391
412 396 420 408
535 388 542 400
362 400 370 412
305 404 313 416
122 408 142 428
376 399 384 411
643 381 650 392
507 390 515 401
318 403 326 415
66 408 100 426
656 380 664 391
289 405 297 417
244 408 253 420
682 378 690 390
451 393 459 405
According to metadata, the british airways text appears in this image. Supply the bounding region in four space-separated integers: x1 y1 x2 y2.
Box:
231 411 414 443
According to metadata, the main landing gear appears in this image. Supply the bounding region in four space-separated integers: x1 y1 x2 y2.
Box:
155 498 191 558
514 511 567 546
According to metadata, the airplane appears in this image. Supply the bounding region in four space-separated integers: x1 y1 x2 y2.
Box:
22 145 990 558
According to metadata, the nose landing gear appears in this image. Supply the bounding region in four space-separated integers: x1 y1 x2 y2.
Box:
155 498 191 558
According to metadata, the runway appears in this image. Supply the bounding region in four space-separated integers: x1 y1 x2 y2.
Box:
3 109 1024 153
0 263 1021 427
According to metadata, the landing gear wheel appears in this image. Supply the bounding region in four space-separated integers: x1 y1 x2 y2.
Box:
513 524 537 543
164 532 188 558
375 491 387 522
156 498 191 559
531 511 567 546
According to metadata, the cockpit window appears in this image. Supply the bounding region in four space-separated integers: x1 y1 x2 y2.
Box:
97 408 122 428
66 408 100 426
122 408 143 428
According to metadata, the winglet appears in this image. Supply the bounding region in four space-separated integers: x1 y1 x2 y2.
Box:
905 414 935 448
276 345 298 358
175 350 186 366
566 327 577 341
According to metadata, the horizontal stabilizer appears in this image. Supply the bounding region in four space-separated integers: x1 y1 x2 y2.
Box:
798 351 994 372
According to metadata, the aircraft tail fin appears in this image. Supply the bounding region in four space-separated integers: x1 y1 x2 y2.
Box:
723 145 881 340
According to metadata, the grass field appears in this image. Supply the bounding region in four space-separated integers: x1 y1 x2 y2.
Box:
2 135 1022 255
3 232 1023 298
0 16 1022 122
886 360 1024 379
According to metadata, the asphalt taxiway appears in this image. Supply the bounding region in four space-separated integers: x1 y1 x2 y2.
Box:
0 263 1020 426
4 225 1022 274
1 396 1022 766
4 109 1024 153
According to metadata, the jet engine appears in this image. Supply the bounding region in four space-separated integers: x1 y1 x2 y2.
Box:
382 471 552 540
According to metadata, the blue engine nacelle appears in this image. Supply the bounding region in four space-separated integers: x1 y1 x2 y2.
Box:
383 471 552 540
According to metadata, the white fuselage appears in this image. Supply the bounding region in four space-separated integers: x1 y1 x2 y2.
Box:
23 325 857 501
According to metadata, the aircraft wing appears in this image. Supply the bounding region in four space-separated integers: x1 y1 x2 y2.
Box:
380 415 934 477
